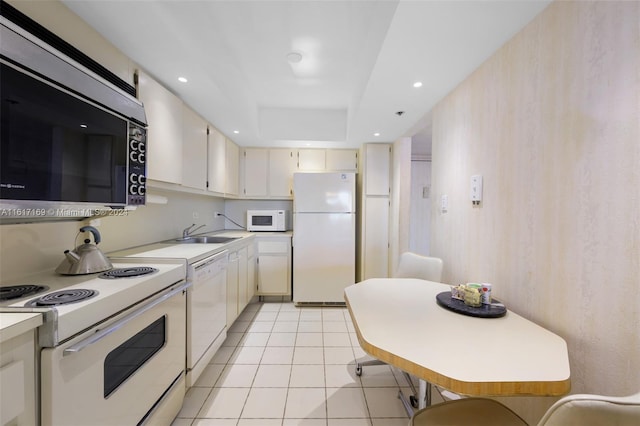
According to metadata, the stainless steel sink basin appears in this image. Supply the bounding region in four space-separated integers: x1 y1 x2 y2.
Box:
172 236 239 244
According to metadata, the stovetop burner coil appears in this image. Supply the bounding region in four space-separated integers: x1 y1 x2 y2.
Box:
26 289 98 307
0 285 49 301
99 266 158 279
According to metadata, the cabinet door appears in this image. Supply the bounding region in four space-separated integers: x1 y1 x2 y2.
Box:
363 197 389 279
297 149 325 171
243 149 268 197
226 252 239 326
225 139 240 196
258 255 289 295
269 149 296 197
237 247 248 313
326 149 358 171
207 126 226 194
256 238 291 296
247 252 256 301
1 331 38 425
181 105 208 190
137 71 183 184
365 144 391 196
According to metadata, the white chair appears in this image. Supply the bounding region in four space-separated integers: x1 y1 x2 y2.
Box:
410 392 640 426
355 252 443 409
393 252 444 282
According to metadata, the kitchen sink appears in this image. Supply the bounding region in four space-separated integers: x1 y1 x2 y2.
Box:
171 236 239 244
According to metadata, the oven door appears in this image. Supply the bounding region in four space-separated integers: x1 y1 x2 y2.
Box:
40 281 188 425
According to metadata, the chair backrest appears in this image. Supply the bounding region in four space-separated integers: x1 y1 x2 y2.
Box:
537 392 640 426
394 252 443 282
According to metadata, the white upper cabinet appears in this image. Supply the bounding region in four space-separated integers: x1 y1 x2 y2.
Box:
207 126 226 194
297 149 326 171
269 149 297 197
225 138 240 196
239 148 356 199
326 149 358 171
365 144 391 196
298 149 357 172
241 148 296 198
181 105 208 190
138 70 183 184
243 148 268 197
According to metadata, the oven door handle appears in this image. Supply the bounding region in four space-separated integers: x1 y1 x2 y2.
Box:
63 281 190 357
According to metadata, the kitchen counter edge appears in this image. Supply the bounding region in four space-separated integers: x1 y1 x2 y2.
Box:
0 312 43 343
108 230 258 263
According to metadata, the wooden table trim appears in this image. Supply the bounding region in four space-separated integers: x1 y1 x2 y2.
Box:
345 283 571 397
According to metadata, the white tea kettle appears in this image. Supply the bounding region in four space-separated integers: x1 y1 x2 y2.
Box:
55 226 113 275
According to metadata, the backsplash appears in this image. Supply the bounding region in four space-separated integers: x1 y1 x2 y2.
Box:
0 189 225 281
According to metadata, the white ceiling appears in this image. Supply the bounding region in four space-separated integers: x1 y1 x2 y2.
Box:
62 0 550 149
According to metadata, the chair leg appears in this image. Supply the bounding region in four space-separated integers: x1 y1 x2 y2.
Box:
398 389 416 417
402 372 419 408
401 372 431 409
355 358 386 376
418 379 431 409
397 379 432 416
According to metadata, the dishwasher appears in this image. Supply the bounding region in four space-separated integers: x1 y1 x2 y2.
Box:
186 250 228 387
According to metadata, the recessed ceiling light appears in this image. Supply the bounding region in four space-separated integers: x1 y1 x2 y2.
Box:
233 130 239 134
178 77 188 83
413 81 423 88
80 124 88 128
286 51 303 64
374 132 380 137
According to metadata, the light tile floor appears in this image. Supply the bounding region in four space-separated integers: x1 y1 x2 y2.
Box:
171 301 420 426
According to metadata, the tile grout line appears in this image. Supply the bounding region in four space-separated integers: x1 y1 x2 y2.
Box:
238 303 281 423
177 302 411 425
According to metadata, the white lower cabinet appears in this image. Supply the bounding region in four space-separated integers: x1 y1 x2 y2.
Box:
0 322 39 426
226 239 255 326
247 242 256 301
237 246 248 313
226 250 240 326
256 234 292 296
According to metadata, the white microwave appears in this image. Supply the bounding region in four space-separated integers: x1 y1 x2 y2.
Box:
247 210 289 231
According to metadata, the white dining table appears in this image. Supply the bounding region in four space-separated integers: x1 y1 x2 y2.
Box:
344 278 571 410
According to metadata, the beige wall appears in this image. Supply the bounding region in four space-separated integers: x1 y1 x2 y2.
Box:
431 0 639 422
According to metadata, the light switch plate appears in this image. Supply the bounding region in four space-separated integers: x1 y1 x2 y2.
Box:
471 175 483 203
441 194 448 213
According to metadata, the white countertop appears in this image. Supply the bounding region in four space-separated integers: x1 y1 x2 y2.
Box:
252 231 293 238
109 230 257 263
0 312 43 343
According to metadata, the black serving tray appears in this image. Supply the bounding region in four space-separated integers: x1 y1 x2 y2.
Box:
436 292 507 318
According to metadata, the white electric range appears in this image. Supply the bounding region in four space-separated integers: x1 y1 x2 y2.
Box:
0 257 189 425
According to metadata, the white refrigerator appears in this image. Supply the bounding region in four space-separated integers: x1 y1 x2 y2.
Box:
293 172 356 304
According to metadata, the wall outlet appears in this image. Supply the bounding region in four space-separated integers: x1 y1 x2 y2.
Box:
192 211 199 219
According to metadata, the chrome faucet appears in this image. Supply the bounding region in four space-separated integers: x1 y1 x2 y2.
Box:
182 223 205 238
